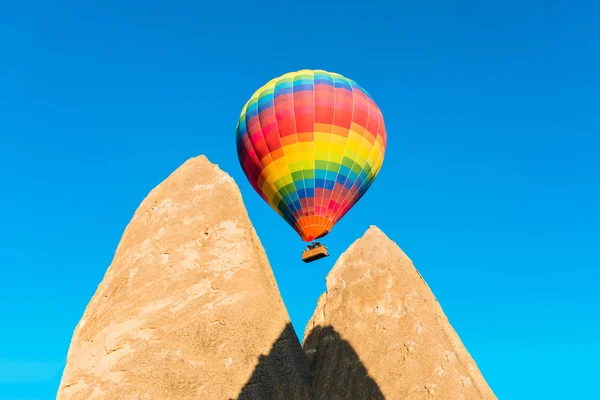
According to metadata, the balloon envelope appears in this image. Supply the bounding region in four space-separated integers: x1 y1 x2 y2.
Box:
236 69 386 242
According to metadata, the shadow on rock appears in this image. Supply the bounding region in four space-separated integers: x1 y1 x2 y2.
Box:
237 324 384 400
303 325 385 400
236 323 311 400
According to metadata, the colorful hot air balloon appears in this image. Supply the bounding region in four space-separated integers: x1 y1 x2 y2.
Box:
235 69 386 246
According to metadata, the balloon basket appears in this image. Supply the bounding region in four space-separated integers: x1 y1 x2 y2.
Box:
302 242 329 263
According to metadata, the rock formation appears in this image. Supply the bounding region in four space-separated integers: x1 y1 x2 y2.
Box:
303 226 496 400
57 156 309 400
57 155 495 400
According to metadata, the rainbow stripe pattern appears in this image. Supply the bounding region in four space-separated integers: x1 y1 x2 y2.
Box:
235 69 387 242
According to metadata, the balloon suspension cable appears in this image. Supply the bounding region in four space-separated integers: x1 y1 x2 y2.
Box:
306 241 325 250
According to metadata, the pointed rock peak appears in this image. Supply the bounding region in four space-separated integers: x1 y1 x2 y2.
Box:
179 154 217 170
364 224 386 236
164 155 233 186
349 225 408 256
304 227 496 399
356 225 401 250
327 226 411 289
57 154 308 400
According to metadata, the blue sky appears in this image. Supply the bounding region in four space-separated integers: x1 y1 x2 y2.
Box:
1 1 598 398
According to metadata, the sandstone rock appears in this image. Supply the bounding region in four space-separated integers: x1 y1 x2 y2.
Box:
303 226 496 400
57 155 309 400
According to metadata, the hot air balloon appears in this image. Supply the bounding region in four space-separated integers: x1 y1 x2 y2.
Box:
235 69 387 262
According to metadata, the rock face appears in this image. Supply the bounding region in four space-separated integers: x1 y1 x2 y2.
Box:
57 156 309 400
303 226 496 400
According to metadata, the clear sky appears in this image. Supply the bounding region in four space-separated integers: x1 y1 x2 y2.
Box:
1 1 598 399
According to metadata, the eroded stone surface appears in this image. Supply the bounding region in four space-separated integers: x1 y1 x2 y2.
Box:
57 156 309 400
303 226 496 400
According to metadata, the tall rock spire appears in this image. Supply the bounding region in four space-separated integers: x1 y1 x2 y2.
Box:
57 156 309 400
303 226 496 399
